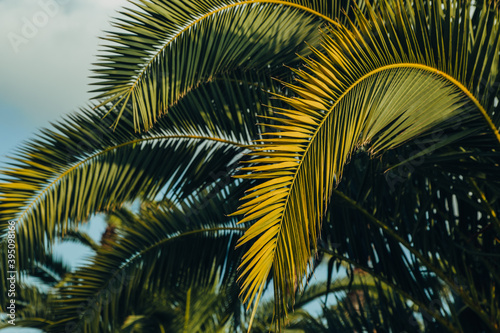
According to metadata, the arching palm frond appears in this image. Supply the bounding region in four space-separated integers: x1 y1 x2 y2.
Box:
0 105 247 267
0 60 305 269
92 0 362 131
44 187 247 333
234 0 500 328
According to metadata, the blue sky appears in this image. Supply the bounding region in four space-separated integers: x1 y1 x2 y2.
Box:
0 3 129 329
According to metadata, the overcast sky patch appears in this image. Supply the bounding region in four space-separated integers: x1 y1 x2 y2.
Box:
0 0 129 124
0 0 129 165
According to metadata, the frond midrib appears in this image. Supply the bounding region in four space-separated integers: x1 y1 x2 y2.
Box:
13 134 245 227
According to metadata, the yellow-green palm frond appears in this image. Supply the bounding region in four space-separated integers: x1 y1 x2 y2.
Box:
234 0 500 329
92 0 363 131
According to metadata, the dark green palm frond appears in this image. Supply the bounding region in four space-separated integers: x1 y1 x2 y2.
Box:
133 70 287 146
233 0 500 328
250 270 436 332
249 275 379 332
0 70 283 320
29 254 70 287
0 237 69 306
271 254 449 332
320 147 500 331
92 0 363 131
291 283 423 333
119 278 240 333
0 65 296 259
59 230 100 253
0 245 69 329
159 71 278 145
0 283 56 330
0 105 246 266
46 188 246 333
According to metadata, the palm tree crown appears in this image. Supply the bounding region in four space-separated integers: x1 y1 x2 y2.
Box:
1 0 499 332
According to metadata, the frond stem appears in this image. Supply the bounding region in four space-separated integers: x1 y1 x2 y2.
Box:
467 177 500 235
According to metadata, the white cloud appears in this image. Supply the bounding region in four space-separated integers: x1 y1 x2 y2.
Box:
0 0 130 126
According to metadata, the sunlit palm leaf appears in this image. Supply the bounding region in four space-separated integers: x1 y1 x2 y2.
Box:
92 0 362 130
234 0 500 328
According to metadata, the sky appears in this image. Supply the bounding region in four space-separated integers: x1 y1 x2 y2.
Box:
0 0 129 165
0 2 129 330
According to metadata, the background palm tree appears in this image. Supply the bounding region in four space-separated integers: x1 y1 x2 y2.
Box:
1 0 499 332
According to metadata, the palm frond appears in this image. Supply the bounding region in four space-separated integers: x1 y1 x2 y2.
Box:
91 0 364 130
46 188 246 332
0 65 299 258
0 106 245 267
139 70 285 145
233 0 500 328
320 147 500 331
62 230 101 252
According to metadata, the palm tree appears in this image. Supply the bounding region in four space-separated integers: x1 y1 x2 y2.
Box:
1 0 499 332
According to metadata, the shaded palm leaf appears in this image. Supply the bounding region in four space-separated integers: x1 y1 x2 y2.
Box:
320 145 500 330
46 187 247 332
0 106 246 268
